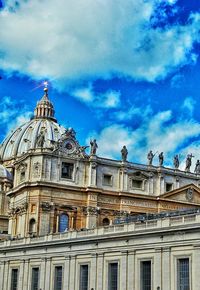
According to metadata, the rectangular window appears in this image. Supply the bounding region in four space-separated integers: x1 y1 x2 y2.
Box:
103 174 112 186
61 162 73 179
20 171 25 182
141 261 151 290
166 183 173 192
177 258 190 290
31 267 39 290
54 266 62 290
132 179 143 189
79 264 89 290
108 262 118 290
11 269 18 290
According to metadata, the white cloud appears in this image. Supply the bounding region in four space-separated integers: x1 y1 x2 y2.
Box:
89 109 200 168
73 86 121 108
181 97 196 117
0 0 199 87
0 96 32 134
112 105 152 121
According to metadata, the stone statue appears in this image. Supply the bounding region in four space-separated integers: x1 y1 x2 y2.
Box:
36 131 45 148
194 160 200 174
77 145 89 158
158 152 164 166
185 154 194 172
121 145 128 162
90 139 98 155
147 150 154 166
173 155 179 169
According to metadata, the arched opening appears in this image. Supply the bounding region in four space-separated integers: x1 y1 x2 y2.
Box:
29 218 36 234
102 218 110 226
59 214 69 232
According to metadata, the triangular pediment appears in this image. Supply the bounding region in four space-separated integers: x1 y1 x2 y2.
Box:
128 170 150 179
160 183 200 204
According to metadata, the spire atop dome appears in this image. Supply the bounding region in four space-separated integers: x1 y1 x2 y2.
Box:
34 84 57 122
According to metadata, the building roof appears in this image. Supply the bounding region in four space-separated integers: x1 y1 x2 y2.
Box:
0 87 67 161
0 164 12 180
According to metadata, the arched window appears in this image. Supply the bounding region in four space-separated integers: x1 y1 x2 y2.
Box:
59 214 69 232
29 218 36 233
102 218 110 226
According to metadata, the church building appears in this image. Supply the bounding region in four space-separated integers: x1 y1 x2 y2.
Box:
0 87 200 290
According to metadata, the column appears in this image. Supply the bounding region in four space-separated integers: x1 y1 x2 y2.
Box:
193 245 200 290
63 256 71 290
162 247 171 290
44 258 51 290
119 166 128 191
40 258 46 290
88 156 97 187
18 260 25 289
69 255 76 290
127 251 135 290
158 173 165 194
22 260 29 290
148 174 154 194
154 248 162 290
0 261 5 290
96 253 104 290
120 251 128 290
90 254 97 290
3 261 9 290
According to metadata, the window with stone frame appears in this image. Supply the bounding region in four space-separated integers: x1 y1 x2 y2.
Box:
10 269 19 290
177 258 190 290
31 267 39 290
166 183 173 192
108 262 118 290
141 260 152 290
54 266 63 290
79 264 89 290
131 179 143 189
61 162 74 179
103 174 113 186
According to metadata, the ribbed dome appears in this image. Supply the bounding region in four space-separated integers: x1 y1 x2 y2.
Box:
0 87 67 161
0 118 66 161
0 164 12 180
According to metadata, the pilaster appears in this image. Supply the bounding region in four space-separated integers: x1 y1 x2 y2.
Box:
96 253 104 290
120 251 128 290
63 256 71 290
69 255 76 290
162 247 171 290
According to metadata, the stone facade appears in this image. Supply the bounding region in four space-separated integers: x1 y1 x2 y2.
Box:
0 88 200 289
0 212 200 290
0 88 200 239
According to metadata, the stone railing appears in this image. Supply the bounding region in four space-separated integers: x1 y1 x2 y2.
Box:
1 213 200 248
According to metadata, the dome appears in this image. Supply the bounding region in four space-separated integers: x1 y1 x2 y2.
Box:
0 87 67 161
0 164 12 180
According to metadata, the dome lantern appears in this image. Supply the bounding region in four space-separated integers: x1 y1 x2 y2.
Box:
34 85 56 121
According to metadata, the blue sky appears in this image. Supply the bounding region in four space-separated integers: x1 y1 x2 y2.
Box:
0 0 200 168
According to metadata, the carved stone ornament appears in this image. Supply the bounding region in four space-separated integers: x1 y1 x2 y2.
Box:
186 188 194 201
83 206 99 216
17 162 27 172
41 202 52 211
52 129 89 159
91 162 97 169
8 202 28 216
33 162 41 178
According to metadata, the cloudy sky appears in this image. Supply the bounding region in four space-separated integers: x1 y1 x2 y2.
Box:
0 0 200 169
